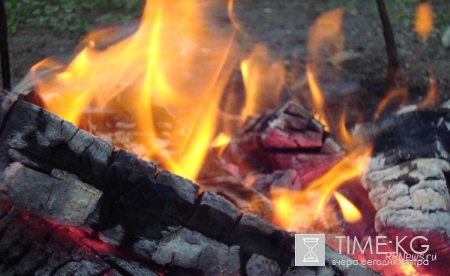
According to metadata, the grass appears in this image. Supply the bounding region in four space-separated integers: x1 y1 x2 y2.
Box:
5 0 143 34
311 0 450 29
5 0 450 36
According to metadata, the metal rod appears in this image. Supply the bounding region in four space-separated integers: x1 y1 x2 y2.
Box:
376 0 403 87
0 0 11 91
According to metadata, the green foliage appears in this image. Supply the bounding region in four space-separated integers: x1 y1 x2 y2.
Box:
4 0 143 34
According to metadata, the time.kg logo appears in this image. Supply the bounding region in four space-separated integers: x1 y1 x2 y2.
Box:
295 234 325 266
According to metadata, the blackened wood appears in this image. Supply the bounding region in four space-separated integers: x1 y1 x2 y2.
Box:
152 228 241 276
362 107 450 275
0 100 114 188
363 157 450 275
188 191 240 241
0 99 377 274
0 162 102 226
0 196 161 276
229 213 293 270
197 154 273 219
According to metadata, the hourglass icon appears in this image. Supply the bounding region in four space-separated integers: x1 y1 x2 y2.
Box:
302 237 319 262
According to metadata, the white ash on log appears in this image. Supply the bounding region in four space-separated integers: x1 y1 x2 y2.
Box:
0 162 102 226
361 107 450 275
0 97 377 275
223 101 345 190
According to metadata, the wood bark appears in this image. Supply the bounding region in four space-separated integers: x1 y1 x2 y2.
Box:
0 98 377 275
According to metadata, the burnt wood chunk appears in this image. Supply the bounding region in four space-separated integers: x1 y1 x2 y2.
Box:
0 98 378 275
198 155 273 219
151 228 241 276
246 254 281 276
229 214 292 270
188 191 240 241
1 162 102 226
0 100 114 188
104 257 159 276
0 197 165 276
100 149 158 193
114 169 198 225
362 107 450 275
271 150 344 186
261 102 323 149
223 101 344 187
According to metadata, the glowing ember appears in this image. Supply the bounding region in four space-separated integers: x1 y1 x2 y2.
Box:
272 147 371 231
414 2 434 42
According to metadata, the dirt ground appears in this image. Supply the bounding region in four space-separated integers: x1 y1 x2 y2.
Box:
5 0 450 115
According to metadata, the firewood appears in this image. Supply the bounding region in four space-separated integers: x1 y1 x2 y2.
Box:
0 98 377 275
223 101 345 188
0 194 166 276
362 106 450 275
197 154 273 219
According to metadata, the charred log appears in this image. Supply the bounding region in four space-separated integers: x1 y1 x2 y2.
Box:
0 98 376 275
361 106 450 275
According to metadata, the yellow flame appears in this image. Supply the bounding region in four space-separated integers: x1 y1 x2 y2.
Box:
31 0 238 181
272 146 372 230
414 3 434 42
400 261 420 276
211 132 231 148
240 44 285 119
305 8 344 132
306 64 328 131
334 191 362 223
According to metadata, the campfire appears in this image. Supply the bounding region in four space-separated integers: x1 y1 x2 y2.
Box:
0 0 448 275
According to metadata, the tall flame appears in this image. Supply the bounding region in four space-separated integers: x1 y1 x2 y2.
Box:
240 44 285 119
31 0 238 180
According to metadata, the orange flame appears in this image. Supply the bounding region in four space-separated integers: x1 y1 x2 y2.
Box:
305 8 344 132
240 44 285 119
31 0 238 180
306 64 329 131
307 8 344 69
227 0 245 34
272 146 371 230
334 191 362 223
418 72 438 109
374 86 408 120
414 3 434 42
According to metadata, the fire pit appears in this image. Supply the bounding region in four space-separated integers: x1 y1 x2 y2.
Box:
0 0 448 275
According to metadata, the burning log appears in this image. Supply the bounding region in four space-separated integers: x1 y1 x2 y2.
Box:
361 106 450 274
0 97 377 275
223 101 345 191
